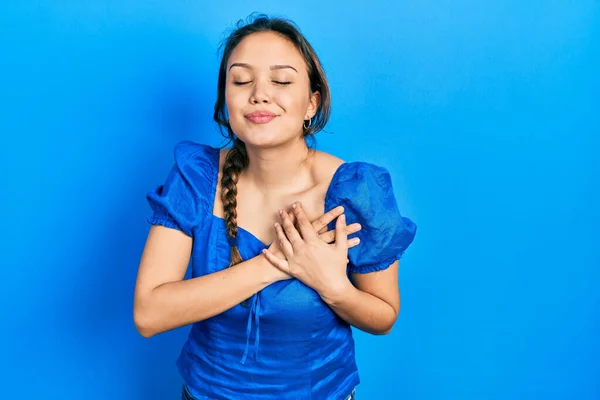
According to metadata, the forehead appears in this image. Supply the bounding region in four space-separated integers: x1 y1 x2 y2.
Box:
227 31 306 72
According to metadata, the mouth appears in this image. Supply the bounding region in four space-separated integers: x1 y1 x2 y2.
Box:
245 111 277 124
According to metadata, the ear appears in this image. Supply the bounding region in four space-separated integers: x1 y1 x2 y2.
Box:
305 91 321 119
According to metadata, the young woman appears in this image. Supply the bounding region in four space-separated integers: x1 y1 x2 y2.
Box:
134 14 417 400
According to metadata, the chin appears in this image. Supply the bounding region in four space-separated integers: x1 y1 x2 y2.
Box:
236 126 287 148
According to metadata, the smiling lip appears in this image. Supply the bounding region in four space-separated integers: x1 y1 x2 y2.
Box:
245 111 277 124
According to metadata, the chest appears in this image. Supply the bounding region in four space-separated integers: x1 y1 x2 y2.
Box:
212 181 328 246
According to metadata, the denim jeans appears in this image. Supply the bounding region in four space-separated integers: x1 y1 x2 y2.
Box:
182 384 356 400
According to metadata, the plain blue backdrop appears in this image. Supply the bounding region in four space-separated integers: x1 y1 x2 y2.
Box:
1 1 598 399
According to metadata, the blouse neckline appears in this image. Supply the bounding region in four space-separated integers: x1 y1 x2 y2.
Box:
205 145 349 248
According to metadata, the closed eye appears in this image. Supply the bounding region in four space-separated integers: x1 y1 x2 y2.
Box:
233 80 291 86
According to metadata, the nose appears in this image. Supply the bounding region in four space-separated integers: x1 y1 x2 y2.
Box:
250 79 271 104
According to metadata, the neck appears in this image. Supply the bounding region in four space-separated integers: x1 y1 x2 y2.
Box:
241 138 314 194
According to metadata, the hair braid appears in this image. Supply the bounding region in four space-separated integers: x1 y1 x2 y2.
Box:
221 138 249 267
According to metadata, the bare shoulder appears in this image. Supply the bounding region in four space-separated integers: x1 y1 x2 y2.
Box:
311 149 345 186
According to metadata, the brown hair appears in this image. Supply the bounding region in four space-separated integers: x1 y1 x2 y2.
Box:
214 14 331 266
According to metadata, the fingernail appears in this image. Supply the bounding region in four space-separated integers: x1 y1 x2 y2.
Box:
341 214 346 222
278 209 283 215
292 203 297 209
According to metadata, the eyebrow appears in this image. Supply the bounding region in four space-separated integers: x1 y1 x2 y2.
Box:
228 63 298 73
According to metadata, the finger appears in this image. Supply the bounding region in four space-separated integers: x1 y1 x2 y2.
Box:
290 212 305 234
274 222 294 257
313 206 344 234
291 202 317 241
347 237 361 249
320 234 360 249
279 209 303 246
335 213 348 250
287 210 297 227
262 248 290 272
347 222 362 234
318 222 362 243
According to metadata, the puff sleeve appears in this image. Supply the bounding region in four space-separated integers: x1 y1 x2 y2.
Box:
325 162 417 274
146 141 214 237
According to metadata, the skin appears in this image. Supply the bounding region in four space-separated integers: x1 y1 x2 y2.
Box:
226 31 320 150
133 31 399 338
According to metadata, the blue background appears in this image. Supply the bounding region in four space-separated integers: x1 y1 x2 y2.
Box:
1 1 598 399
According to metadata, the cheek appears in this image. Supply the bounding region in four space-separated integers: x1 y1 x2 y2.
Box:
225 92 250 131
277 89 310 117
225 87 243 112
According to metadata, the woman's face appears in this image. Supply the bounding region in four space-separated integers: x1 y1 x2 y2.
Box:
225 31 320 147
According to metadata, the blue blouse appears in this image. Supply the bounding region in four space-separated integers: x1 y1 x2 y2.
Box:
146 141 417 400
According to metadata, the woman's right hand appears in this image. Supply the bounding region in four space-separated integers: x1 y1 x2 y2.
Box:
265 206 362 282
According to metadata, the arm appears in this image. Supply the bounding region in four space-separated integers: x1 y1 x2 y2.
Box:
133 225 281 338
134 206 357 338
321 260 400 335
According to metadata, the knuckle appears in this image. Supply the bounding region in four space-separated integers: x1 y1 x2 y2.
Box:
312 235 323 245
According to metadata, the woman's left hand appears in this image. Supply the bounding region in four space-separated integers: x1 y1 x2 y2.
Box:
262 202 354 299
